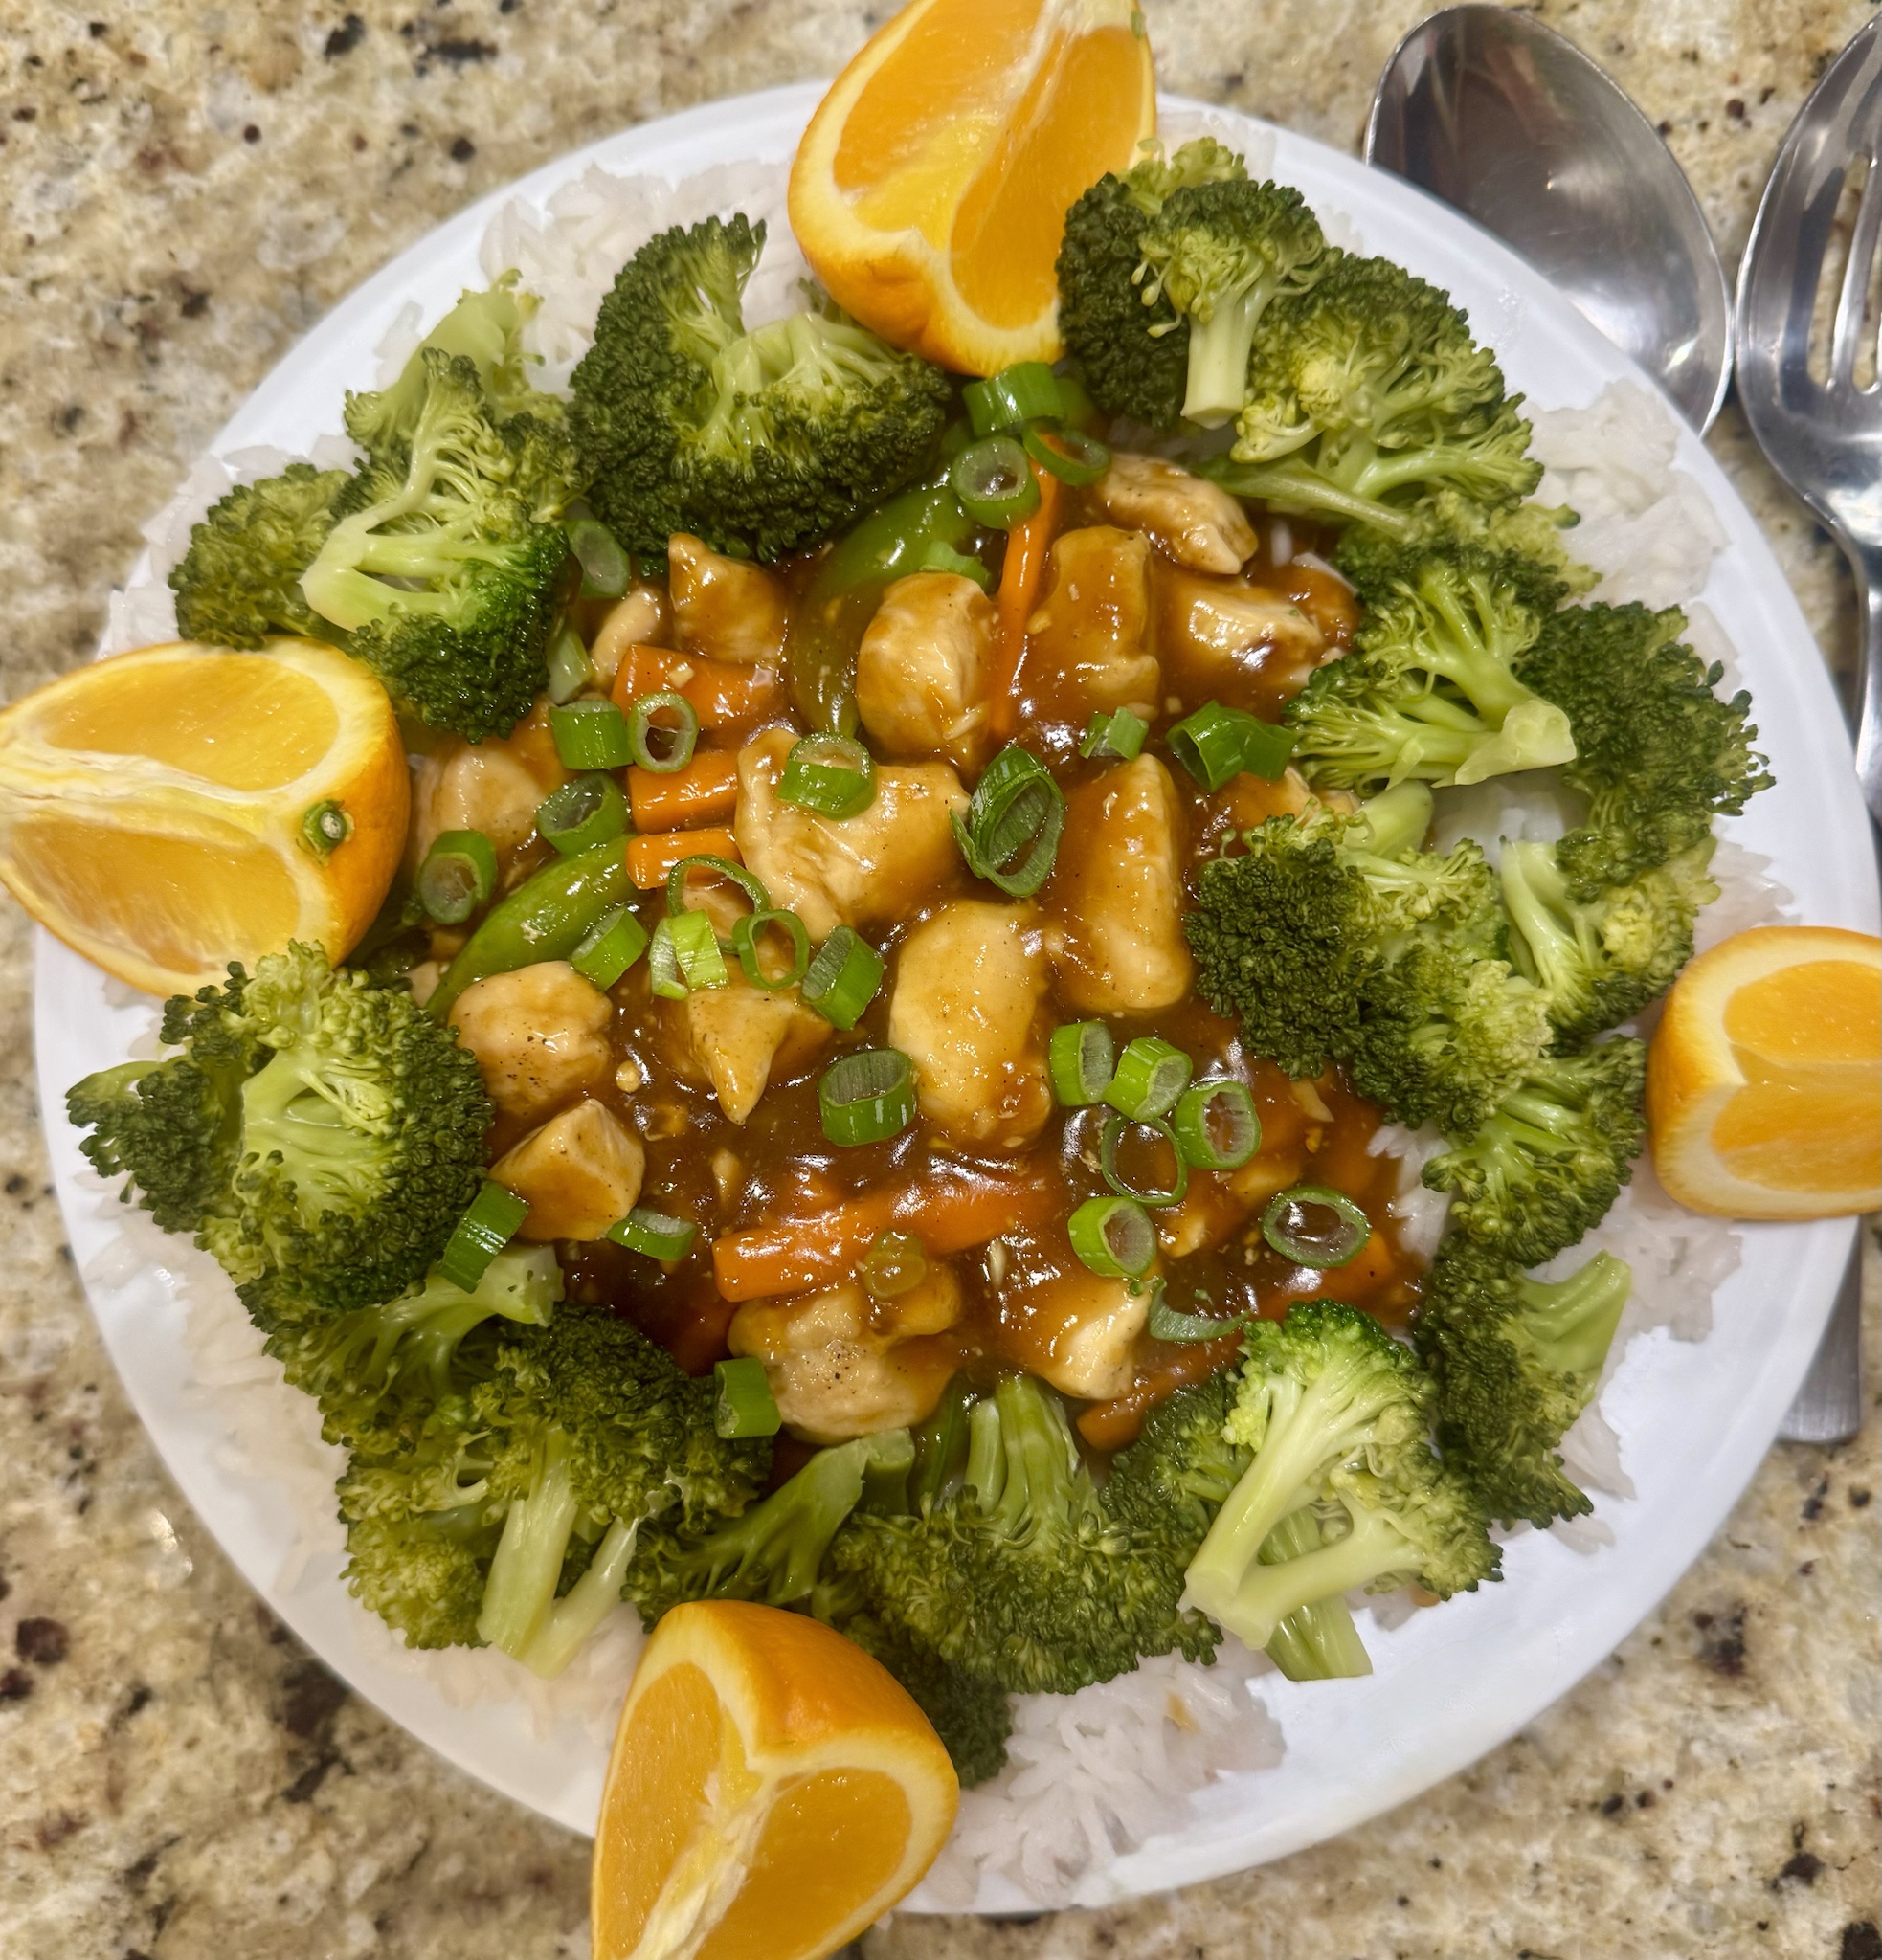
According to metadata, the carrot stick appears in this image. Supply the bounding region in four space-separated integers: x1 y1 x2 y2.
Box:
627 749 741 832
712 1162 1063 1301
611 647 784 730
986 469 1063 741
626 825 741 890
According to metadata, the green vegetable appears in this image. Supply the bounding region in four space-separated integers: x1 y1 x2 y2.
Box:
1079 706 1148 761
566 515 632 598
818 1048 917 1147
1104 1035 1192 1122
1048 1019 1116 1106
549 698 634 770
625 690 699 773
668 909 728 991
714 1357 782 1439
800 927 884 1030
545 621 594 704
1067 1194 1156 1278
537 774 628 858
963 362 1064 435
951 744 1065 897
1021 419 1110 486
416 829 498 924
1258 1507 1375 1681
1167 701 1294 789
300 799 354 861
950 434 1040 529
570 213 951 562
68 943 491 1329
1099 1112 1189 1208
1171 1079 1260 1169
571 906 649 991
778 734 876 818
731 908 811 991
169 462 352 647
1261 1185 1370 1268
437 1181 530 1292
607 1207 697 1261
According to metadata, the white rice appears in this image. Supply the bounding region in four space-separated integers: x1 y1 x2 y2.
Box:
87 160 1781 1907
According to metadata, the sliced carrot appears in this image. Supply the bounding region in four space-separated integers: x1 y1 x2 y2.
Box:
626 825 742 890
713 1162 1063 1301
986 469 1063 741
627 749 741 832
611 646 786 731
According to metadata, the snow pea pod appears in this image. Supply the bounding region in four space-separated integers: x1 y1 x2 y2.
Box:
428 838 631 1022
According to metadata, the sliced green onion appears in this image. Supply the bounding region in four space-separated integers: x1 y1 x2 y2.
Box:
535 773 627 858
951 743 1064 897
417 829 498 924
819 1047 917 1147
860 1229 927 1300
624 690 699 774
915 539 994 590
801 926 885 1031
1099 1112 1189 1209
951 434 1041 530
1054 372 1101 433
549 697 634 770
1067 1195 1156 1279
962 361 1064 436
1079 706 1148 762
1104 1036 1193 1123
1167 701 1294 791
571 905 649 991
567 516 632 599
300 799 352 860
664 853 768 923
667 908 728 991
1261 1185 1371 1268
713 1356 781 1439
609 1206 697 1261
1172 1080 1261 1170
1148 1284 1240 1343
546 620 594 704
1049 1020 1115 1106
438 1181 530 1291
1021 418 1110 487
778 733 877 818
732 907 811 991
646 918 686 1000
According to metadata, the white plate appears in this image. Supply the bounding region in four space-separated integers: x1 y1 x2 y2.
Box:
36 82 1881 1909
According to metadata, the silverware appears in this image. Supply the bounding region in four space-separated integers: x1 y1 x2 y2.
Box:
1365 4 1733 433
1737 16 1882 1444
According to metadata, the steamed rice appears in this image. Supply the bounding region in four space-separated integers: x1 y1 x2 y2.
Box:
85 151 1780 1909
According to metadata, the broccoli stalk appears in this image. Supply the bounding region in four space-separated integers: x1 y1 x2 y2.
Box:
1258 1507 1375 1681
1417 1242 1632 1527
1183 1303 1498 1651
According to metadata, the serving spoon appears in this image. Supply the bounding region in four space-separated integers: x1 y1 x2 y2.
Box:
1365 5 1733 432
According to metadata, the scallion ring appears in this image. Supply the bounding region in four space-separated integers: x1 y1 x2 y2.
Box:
625 690 700 774
535 772 627 858
778 732 876 818
646 917 685 1000
1049 1020 1116 1107
860 1229 927 1301
712 1356 781 1438
567 516 632 599
300 799 352 860
438 1181 529 1291
961 361 1064 437
1172 1079 1261 1170
950 434 1041 530
416 829 497 925
801 926 885 1030
818 1047 917 1147
571 905 649 991
1099 1112 1189 1209
666 907 728 991
1261 1185 1371 1268
549 697 634 770
664 853 769 921
545 620 594 704
1066 1195 1156 1279
732 907 811 991
1078 706 1148 762
609 1206 697 1261
1147 1284 1241 1344
1104 1036 1193 1123
950 743 1064 897
1021 418 1110 487
1167 700 1294 791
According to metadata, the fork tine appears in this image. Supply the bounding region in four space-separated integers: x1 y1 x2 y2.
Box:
1831 144 1882 386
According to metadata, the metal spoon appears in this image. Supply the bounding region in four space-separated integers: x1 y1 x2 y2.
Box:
1366 5 1734 433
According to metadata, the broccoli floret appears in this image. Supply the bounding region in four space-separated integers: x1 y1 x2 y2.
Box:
840 1613 1015 1788
1423 1041 1647 1268
297 348 581 742
169 464 352 648
1255 1505 1375 1681
1204 255 1540 533
1183 1303 1499 1651
1056 137 1250 431
1285 545 1577 793
1512 601 1774 898
1416 1240 1632 1528
68 945 491 1328
826 1376 1216 1696
1136 177 1331 428
1500 837 1719 1042
571 214 951 562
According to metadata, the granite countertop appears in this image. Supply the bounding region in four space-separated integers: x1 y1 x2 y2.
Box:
0 3 1876 1954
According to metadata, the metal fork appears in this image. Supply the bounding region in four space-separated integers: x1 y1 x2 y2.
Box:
1736 15 1882 1444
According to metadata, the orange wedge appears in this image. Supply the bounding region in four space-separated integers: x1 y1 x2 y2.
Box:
593 1601 958 1960
0 638 408 996
789 0 1157 375
1647 924 1881 1218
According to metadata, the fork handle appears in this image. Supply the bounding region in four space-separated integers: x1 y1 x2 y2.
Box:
1851 546 1882 825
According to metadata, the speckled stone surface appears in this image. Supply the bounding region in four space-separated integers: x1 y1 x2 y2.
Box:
0 4 1876 1955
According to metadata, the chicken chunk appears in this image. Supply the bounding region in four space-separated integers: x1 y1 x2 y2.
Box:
1045 754 1192 1013
1006 1265 1152 1401
491 1099 645 1241
735 727 967 939
411 709 566 861
728 1272 961 1443
653 966 830 1125
449 961 614 1120
854 571 997 773
1019 526 1160 729
1090 453 1257 575
586 579 673 688
668 532 790 665
1153 562 1325 706
887 900 1053 1148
